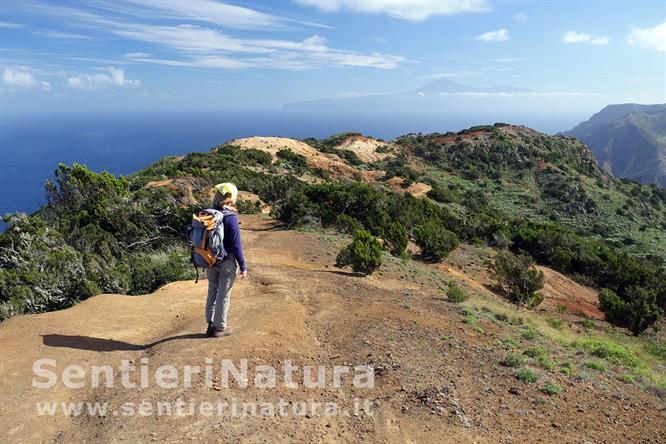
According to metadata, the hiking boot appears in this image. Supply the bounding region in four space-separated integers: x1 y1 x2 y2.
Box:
212 326 234 338
205 322 215 338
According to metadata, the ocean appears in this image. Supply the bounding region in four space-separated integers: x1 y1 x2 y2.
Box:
0 110 583 228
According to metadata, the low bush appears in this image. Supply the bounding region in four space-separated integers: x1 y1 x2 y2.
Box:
520 328 540 340
383 222 408 256
581 340 640 368
523 346 546 358
493 252 545 307
335 230 383 276
539 382 562 395
583 361 606 372
501 353 528 367
446 282 469 303
276 149 308 173
547 317 564 330
413 221 459 260
560 362 574 375
537 356 556 370
127 249 193 295
515 368 539 383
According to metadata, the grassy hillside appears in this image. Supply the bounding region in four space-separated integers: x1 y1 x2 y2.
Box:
1 124 664 334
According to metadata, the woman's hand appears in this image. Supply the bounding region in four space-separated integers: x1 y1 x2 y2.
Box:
240 270 248 279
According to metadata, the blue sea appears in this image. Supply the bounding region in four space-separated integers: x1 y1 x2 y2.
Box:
0 110 582 229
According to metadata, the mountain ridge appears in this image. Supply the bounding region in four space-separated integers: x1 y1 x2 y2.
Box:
564 103 666 186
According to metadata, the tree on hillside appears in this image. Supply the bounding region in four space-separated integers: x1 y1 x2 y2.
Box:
599 287 662 335
383 222 408 256
413 221 458 261
493 252 545 308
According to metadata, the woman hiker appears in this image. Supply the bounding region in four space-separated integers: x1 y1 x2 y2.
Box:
205 182 247 338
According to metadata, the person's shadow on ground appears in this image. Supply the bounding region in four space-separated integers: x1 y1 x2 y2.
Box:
41 333 206 352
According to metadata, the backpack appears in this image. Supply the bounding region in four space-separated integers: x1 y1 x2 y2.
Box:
188 208 229 283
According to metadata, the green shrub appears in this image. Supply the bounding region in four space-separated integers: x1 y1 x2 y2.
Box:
599 287 662 335
493 252 545 307
384 222 408 256
335 230 383 276
446 282 469 303
501 337 519 348
335 149 363 166
582 340 640 368
128 249 193 295
645 341 666 360
617 374 636 384
520 328 540 340
494 313 509 322
547 317 564 330
336 214 362 234
236 200 261 214
276 149 308 172
413 222 459 261
523 346 546 358
560 362 574 375
539 382 562 395
537 355 556 370
583 361 606 372
581 319 595 329
515 368 539 383
501 353 528 367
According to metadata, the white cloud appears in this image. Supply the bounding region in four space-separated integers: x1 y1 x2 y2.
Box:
105 20 408 70
40 31 93 40
84 0 330 30
590 36 609 45
475 28 509 42
3 68 37 88
418 70 479 79
2 68 51 90
295 0 490 21
123 52 151 58
437 91 592 98
0 21 23 28
513 12 527 23
627 22 666 52
16 1 407 71
562 31 609 45
126 47 405 71
490 57 530 63
67 67 140 89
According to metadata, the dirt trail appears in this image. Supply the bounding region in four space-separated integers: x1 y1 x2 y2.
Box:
0 216 664 443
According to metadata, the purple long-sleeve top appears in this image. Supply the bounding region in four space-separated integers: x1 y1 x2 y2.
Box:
222 211 246 272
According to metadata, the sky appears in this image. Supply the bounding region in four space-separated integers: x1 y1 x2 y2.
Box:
0 0 665 113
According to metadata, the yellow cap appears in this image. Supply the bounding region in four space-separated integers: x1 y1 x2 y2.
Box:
214 182 238 203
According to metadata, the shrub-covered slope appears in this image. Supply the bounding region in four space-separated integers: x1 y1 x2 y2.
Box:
1 126 664 333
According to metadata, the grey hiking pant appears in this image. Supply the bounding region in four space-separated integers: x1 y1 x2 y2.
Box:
205 257 237 329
